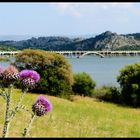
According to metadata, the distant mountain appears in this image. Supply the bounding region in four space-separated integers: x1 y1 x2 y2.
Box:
0 31 140 51
0 34 96 41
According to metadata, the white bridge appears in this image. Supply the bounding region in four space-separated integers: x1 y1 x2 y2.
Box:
0 51 21 55
1 50 140 58
50 50 140 58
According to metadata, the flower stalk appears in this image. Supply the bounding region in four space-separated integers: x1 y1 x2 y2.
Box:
9 89 28 122
22 113 36 137
2 84 12 138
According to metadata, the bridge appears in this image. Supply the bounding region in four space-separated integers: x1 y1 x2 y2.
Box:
0 51 21 56
50 50 140 58
1 50 140 58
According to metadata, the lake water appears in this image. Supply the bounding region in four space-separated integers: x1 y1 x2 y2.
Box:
67 55 140 87
1 55 140 87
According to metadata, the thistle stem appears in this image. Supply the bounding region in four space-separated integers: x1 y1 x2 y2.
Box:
9 89 27 121
2 85 12 138
22 113 36 137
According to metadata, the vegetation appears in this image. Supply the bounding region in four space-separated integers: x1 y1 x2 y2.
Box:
117 62 140 107
72 72 96 97
0 45 17 51
115 45 140 51
13 49 74 99
1 48 140 137
125 33 140 41
1 35 140 137
0 88 140 137
0 57 10 62
93 85 121 104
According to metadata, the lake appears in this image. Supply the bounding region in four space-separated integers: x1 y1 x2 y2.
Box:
1 55 140 87
67 55 140 87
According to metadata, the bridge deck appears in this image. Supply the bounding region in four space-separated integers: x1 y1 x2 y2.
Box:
1 50 140 57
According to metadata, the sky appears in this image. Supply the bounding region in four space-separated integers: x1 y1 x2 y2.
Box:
0 2 140 36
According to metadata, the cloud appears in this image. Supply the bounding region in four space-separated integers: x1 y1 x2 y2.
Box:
50 3 139 15
57 3 73 11
50 3 82 18
50 2 140 23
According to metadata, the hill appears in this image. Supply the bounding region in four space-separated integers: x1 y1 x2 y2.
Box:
1 88 140 137
0 31 140 51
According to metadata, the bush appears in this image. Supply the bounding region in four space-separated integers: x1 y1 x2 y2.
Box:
117 62 140 107
13 49 74 99
72 72 96 96
93 85 121 104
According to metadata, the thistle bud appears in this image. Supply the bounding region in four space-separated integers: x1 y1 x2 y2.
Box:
2 65 19 83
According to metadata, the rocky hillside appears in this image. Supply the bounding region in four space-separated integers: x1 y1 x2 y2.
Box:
88 31 140 50
0 31 140 51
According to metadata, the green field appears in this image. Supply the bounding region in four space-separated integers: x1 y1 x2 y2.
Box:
0 88 140 138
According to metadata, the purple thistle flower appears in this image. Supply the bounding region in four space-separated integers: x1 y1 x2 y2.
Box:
19 70 40 88
20 70 40 82
32 95 52 116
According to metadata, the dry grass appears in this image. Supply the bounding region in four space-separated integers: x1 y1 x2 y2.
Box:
0 88 140 137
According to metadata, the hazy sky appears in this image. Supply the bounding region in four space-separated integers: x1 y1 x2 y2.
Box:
0 2 140 36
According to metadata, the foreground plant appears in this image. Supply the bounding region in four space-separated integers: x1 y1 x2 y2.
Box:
23 95 52 137
0 65 51 138
9 70 41 121
1 65 20 138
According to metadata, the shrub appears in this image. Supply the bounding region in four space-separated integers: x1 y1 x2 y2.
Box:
13 49 74 99
0 57 10 62
72 72 96 96
117 62 140 107
93 85 121 104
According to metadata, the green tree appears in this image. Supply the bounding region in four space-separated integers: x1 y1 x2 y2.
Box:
93 85 121 104
13 49 74 99
0 45 17 51
117 62 140 107
72 72 96 96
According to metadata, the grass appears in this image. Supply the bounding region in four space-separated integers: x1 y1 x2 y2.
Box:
0 88 140 137
0 57 10 62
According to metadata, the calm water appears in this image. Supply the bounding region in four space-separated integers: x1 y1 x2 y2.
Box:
0 56 15 68
1 55 140 87
67 55 140 87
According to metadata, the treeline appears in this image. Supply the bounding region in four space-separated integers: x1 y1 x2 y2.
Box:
0 44 17 51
